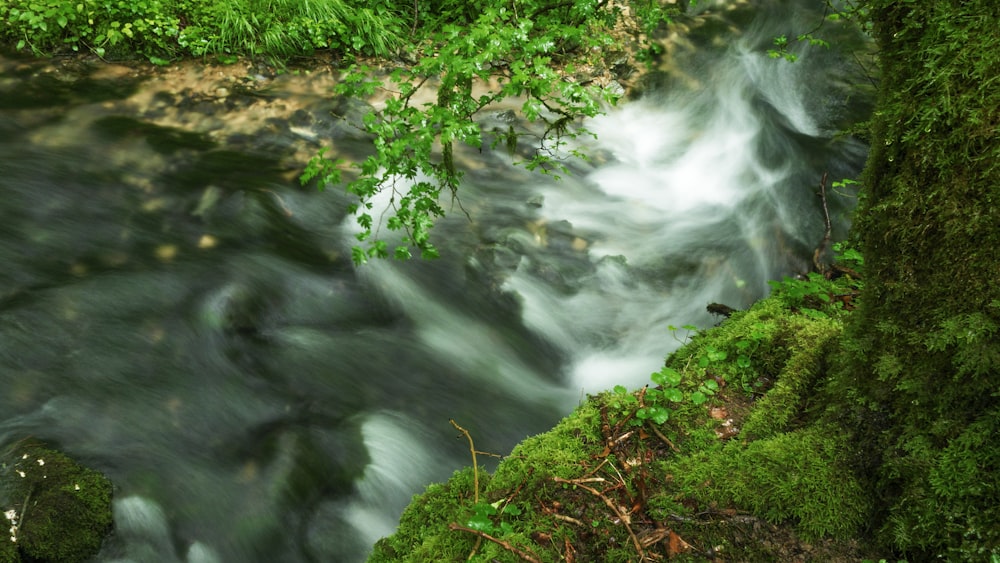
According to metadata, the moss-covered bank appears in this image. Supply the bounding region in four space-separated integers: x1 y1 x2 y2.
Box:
369 272 872 561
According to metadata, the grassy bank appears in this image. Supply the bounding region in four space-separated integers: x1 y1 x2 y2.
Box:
0 0 410 61
0 0 674 63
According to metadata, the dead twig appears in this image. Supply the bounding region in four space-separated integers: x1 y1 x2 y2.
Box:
813 172 832 274
450 419 480 503
448 523 543 563
552 513 586 526
449 419 483 560
564 536 576 563
648 424 680 453
504 466 534 506
552 476 646 561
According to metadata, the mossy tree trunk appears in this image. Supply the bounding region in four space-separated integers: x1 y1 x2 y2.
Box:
837 0 1000 557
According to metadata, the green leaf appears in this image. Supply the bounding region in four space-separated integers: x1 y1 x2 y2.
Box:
351 246 367 265
468 512 493 532
663 388 684 402
690 391 708 405
639 406 670 424
652 367 682 387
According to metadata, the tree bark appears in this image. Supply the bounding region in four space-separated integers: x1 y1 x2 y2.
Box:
836 0 1000 556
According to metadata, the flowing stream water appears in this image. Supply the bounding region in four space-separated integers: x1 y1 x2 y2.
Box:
0 1 872 561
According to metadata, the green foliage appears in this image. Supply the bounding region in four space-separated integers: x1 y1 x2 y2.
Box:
833 240 864 268
0 0 676 262
466 498 523 535
302 0 643 263
767 271 853 320
767 33 830 63
610 363 719 427
300 0 686 263
178 0 405 58
1 0 183 59
767 0 870 63
0 0 407 61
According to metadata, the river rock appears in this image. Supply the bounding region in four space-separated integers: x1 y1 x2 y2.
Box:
0 440 113 562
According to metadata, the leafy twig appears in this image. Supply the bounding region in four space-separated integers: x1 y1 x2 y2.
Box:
449 419 484 560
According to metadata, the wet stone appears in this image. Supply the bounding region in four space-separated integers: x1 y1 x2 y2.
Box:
289 109 313 127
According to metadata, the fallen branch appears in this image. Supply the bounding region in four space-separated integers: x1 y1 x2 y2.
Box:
448 523 542 563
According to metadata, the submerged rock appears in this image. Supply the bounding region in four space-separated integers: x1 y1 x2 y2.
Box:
0 440 113 562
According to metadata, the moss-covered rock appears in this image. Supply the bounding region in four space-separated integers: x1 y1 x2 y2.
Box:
0 440 113 563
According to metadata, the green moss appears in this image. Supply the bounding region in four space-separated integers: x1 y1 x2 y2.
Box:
834 0 1000 557
0 440 113 563
488 401 604 492
882 407 1000 559
740 316 842 440
369 467 480 562
667 425 869 539
370 403 609 562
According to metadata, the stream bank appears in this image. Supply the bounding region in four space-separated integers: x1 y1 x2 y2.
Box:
368 268 875 562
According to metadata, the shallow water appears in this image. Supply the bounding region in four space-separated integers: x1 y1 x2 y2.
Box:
0 1 872 560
